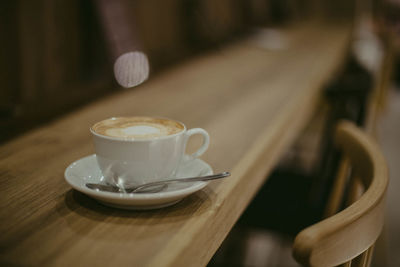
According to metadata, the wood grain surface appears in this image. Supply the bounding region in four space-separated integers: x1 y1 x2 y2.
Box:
0 22 351 267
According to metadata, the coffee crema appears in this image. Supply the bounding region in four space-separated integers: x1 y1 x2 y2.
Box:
91 117 184 139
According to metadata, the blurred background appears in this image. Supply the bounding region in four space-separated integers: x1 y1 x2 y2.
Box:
1 0 399 266
2 0 393 142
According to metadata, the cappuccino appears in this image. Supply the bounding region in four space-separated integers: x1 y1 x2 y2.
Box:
92 117 184 139
91 116 210 186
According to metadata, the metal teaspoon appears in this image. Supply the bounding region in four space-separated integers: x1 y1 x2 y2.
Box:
85 171 231 193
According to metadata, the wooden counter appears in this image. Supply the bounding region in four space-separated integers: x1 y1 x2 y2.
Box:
0 22 351 267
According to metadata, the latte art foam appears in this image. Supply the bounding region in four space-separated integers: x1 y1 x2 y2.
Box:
92 117 184 139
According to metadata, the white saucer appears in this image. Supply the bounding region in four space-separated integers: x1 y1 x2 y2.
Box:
64 154 212 210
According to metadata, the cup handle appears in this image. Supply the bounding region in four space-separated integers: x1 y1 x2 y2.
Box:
185 128 210 159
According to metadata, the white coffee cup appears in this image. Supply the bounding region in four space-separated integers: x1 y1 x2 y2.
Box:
90 116 209 187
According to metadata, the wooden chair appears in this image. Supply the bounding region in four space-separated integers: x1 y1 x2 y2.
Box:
292 120 389 267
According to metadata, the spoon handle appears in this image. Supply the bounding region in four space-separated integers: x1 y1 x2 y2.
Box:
130 172 231 193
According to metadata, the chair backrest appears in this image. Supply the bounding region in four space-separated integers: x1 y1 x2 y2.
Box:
292 120 388 267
